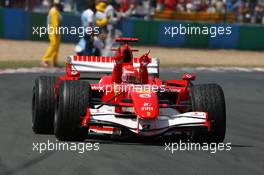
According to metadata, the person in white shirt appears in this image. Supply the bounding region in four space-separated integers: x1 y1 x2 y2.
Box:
103 0 123 56
76 1 102 56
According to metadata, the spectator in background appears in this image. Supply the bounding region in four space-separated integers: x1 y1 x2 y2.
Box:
249 0 258 15
239 0 251 23
215 0 226 13
142 0 153 19
120 0 138 17
41 0 62 67
165 0 175 11
119 0 130 12
226 0 240 21
104 0 123 55
199 0 209 12
156 0 165 11
253 1 264 23
177 0 185 12
207 0 216 13
0 0 25 8
75 1 102 56
192 0 200 11
95 1 110 55
62 0 74 12
95 1 109 32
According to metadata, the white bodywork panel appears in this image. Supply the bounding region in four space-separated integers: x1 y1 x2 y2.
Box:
68 56 160 76
90 106 207 136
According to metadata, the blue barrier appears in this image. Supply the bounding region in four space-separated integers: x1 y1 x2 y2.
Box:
121 19 134 38
158 21 186 47
61 13 81 43
208 23 239 49
4 8 30 39
0 7 263 50
0 8 3 38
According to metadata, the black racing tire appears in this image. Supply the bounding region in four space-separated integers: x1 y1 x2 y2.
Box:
190 84 226 143
54 80 91 141
32 76 57 134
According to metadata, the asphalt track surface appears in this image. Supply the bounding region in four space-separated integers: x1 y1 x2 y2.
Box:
0 70 263 175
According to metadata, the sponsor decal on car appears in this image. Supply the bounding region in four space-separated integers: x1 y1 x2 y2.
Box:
139 94 152 98
141 107 154 111
141 102 154 111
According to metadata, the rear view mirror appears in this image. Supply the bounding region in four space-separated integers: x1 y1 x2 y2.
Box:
182 73 196 81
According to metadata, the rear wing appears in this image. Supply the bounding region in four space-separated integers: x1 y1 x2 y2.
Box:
67 56 160 76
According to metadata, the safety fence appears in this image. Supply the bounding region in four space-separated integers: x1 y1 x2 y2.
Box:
0 7 264 50
122 18 264 50
0 7 81 42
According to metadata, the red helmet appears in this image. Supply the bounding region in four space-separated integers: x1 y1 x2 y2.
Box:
121 65 139 83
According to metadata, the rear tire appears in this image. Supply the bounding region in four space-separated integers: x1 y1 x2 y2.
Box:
54 80 91 141
32 76 56 134
190 84 226 143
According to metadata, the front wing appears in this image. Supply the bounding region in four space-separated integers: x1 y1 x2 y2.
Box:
88 106 209 136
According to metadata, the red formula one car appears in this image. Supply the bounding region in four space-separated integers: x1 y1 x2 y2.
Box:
32 38 226 143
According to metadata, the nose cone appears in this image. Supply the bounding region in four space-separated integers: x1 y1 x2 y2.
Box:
131 92 159 119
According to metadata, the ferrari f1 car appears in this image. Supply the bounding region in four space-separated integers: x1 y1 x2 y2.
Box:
32 38 226 143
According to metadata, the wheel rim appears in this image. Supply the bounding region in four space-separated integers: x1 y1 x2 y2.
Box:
54 98 59 133
32 91 36 127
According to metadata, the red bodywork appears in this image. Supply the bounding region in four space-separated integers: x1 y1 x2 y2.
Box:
53 38 207 134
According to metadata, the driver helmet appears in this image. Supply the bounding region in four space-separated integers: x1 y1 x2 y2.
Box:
121 65 139 84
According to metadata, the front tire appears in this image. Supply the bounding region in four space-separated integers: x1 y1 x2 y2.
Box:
32 76 56 134
54 80 91 141
190 84 226 143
